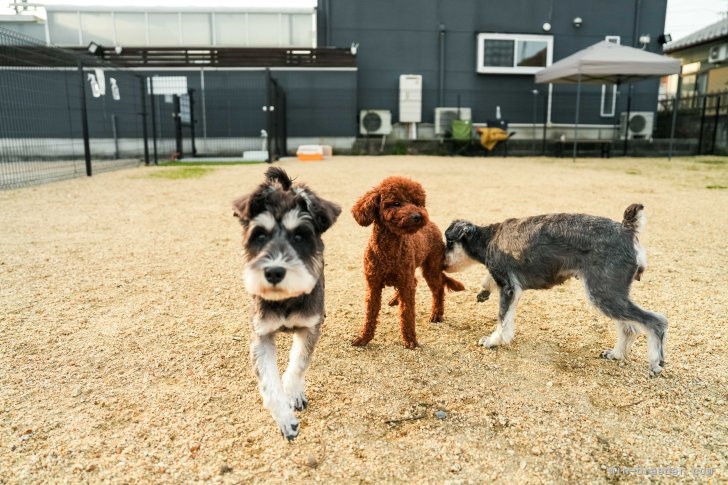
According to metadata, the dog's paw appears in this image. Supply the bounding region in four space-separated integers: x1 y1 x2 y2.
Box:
276 415 300 441
600 349 623 360
476 290 490 302
285 392 307 411
429 313 443 323
388 294 399 307
283 375 308 412
648 362 664 376
351 335 371 347
403 340 419 350
478 335 499 348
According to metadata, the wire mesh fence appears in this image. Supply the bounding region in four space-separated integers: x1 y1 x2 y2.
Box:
0 27 148 189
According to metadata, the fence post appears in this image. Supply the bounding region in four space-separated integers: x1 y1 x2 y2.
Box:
279 85 287 157
668 73 683 161
140 77 150 165
542 91 548 155
173 94 183 158
77 60 92 176
149 77 158 165
266 68 274 163
188 89 198 156
698 95 707 155
712 95 721 154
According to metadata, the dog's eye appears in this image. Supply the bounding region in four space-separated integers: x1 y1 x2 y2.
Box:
251 229 269 244
292 234 303 243
391 201 401 207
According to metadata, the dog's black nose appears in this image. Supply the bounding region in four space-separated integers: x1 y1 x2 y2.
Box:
410 213 423 223
264 266 286 284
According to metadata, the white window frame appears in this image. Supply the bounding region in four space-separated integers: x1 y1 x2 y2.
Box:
600 84 618 117
476 33 553 74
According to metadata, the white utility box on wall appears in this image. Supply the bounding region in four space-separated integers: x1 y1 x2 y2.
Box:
399 74 422 123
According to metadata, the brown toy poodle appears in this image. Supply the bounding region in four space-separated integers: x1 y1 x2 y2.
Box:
351 176 464 349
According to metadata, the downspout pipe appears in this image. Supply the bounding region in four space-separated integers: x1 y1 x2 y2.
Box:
438 24 446 107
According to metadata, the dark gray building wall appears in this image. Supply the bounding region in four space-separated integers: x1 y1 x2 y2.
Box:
318 0 667 126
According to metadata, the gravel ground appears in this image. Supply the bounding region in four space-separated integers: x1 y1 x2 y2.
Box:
1 156 726 483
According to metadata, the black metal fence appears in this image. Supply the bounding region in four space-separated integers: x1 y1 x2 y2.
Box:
0 27 149 189
656 91 728 156
266 69 287 163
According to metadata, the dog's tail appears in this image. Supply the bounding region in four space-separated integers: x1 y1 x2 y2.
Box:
265 166 293 191
622 203 646 236
443 274 466 292
622 203 647 281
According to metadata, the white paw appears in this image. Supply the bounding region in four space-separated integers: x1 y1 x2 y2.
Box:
283 374 308 411
276 414 300 441
649 363 663 376
478 335 500 348
600 349 623 361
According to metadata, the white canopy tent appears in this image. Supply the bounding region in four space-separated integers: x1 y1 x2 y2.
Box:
535 41 681 159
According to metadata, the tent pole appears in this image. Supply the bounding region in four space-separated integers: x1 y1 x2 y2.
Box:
623 84 633 155
573 74 581 161
668 70 683 160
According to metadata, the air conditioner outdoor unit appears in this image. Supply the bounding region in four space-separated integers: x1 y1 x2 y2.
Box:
359 110 392 135
434 107 472 136
620 111 654 139
709 44 728 63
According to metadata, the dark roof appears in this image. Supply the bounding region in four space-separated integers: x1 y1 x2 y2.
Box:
664 17 728 53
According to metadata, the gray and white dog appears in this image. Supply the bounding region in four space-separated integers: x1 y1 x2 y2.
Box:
232 167 341 440
443 204 668 375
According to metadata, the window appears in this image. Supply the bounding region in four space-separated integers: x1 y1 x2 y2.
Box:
148 13 180 46
600 84 617 117
114 13 146 46
601 36 620 116
477 33 553 74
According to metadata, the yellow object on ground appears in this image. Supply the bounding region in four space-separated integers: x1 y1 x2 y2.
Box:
477 127 510 151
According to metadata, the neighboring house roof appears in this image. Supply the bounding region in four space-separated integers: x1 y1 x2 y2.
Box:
665 17 728 53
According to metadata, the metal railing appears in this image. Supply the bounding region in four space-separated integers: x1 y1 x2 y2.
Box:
0 27 149 189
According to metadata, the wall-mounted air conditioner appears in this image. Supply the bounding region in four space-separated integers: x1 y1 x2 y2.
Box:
359 110 392 135
620 111 654 139
434 107 472 136
709 44 728 63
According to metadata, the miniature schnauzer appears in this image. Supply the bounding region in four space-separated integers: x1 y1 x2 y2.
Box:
443 204 668 375
232 167 341 440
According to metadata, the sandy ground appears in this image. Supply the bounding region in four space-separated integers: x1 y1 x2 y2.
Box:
1 156 726 483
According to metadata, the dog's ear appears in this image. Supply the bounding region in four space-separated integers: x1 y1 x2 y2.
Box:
351 187 380 226
232 195 251 225
446 220 475 241
297 188 341 233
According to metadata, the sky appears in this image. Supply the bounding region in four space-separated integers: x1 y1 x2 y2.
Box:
4 0 726 43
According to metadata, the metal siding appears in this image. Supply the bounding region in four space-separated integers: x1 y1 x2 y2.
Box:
321 0 667 127
274 70 357 136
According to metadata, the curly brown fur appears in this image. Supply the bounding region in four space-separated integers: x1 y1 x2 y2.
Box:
351 176 464 349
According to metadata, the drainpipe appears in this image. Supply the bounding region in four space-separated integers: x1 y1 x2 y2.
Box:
438 24 446 107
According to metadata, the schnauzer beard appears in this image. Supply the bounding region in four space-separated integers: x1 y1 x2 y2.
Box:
444 242 478 273
243 252 320 301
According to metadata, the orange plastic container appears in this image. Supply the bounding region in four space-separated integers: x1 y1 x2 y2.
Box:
296 145 332 161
